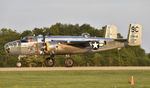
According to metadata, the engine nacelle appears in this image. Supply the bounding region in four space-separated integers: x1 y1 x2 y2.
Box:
45 41 59 54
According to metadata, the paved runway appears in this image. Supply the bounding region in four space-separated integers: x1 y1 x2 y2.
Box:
0 66 150 71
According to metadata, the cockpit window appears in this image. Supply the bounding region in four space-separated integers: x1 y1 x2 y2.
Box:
21 36 36 42
13 42 17 46
29 38 34 42
21 37 28 42
9 43 13 46
16 40 20 43
6 45 9 48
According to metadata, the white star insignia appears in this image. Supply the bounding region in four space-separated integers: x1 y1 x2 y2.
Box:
93 42 99 48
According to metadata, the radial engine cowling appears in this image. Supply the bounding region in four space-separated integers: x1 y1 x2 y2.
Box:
45 41 59 54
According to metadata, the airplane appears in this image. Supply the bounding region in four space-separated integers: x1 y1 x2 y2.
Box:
4 24 142 67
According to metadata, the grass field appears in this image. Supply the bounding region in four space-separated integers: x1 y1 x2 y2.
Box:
0 70 150 88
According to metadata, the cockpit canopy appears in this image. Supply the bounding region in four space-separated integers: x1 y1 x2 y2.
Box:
81 33 90 38
21 36 37 42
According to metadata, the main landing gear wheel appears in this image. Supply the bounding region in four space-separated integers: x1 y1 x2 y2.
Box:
16 61 21 67
65 58 74 67
44 57 55 67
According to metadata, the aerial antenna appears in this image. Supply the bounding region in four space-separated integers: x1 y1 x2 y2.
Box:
40 29 46 54
42 29 46 42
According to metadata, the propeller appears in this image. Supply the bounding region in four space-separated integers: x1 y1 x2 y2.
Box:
41 30 46 54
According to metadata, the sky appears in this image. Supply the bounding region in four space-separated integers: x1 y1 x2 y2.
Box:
0 0 150 53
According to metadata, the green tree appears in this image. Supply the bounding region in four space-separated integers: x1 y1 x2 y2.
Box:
21 30 32 37
0 23 149 67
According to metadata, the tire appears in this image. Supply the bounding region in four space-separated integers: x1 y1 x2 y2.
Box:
16 61 21 67
65 58 74 67
44 57 55 67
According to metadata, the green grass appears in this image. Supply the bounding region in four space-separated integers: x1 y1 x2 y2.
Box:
0 70 150 88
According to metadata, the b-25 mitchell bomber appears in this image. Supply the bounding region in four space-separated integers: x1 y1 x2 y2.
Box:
4 24 142 67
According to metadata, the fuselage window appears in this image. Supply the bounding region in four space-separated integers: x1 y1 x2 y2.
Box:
9 43 13 46
21 38 28 42
17 41 21 46
6 45 9 48
13 42 17 46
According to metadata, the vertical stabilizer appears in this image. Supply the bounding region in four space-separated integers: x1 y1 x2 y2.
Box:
104 25 117 39
127 24 142 46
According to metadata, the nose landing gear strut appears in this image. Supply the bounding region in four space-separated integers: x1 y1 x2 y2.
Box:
16 55 24 67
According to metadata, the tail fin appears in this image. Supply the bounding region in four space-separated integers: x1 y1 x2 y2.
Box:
104 25 117 39
127 24 142 46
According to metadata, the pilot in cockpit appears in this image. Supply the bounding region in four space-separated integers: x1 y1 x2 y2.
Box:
29 38 34 42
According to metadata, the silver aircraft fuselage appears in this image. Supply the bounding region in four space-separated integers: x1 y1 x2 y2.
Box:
4 35 127 56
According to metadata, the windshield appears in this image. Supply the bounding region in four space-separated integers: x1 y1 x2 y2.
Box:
21 36 36 42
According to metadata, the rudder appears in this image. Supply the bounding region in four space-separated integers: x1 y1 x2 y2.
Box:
104 25 117 39
127 24 142 46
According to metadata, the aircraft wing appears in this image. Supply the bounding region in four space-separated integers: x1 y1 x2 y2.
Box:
114 39 127 42
51 38 114 48
52 40 90 48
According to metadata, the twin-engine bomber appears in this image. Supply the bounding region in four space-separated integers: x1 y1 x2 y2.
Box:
4 24 142 67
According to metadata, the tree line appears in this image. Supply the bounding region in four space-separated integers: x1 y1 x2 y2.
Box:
0 23 150 67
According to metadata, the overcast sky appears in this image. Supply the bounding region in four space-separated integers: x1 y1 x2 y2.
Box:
0 0 150 53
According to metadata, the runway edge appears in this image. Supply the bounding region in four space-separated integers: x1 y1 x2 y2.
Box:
0 66 150 71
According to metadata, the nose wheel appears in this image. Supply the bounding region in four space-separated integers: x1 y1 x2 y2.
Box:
16 61 22 67
16 56 22 67
44 57 55 67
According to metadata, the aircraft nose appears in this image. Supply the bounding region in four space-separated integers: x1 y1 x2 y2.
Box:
4 43 10 53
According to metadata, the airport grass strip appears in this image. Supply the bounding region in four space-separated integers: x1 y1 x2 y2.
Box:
0 70 150 88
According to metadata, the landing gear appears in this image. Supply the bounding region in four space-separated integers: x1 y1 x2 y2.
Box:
16 61 21 67
65 55 74 67
44 54 74 67
16 55 23 67
65 58 74 67
44 57 55 67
